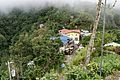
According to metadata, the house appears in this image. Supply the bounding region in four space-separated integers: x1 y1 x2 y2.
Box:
59 29 80 44
81 29 92 37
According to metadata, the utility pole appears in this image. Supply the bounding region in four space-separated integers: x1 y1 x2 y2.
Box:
85 0 102 65
8 61 12 80
100 0 107 79
20 52 23 79
0 61 1 79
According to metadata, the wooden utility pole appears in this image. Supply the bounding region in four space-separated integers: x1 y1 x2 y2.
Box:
20 52 23 79
8 61 12 80
85 0 102 65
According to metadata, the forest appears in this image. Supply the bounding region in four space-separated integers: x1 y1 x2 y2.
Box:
0 2 120 80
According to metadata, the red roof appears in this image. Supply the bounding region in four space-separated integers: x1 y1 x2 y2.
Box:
59 29 80 34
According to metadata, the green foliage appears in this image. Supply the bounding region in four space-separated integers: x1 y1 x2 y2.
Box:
92 54 120 77
0 34 6 42
67 54 120 79
1 70 9 80
0 6 120 79
105 46 120 51
64 66 89 80
0 34 7 50
114 14 120 27
0 63 9 80
108 30 120 44
41 70 59 80
69 12 94 30
41 53 120 80
98 12 120 30
9 27 64 78
9 32 32 56
64 65 100 80
81 36 90 47
86 62 101 79
71 47 87 65
92 32 117 57
95 32 117 48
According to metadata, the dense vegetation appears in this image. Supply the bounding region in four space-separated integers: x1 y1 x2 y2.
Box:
0 6 120 79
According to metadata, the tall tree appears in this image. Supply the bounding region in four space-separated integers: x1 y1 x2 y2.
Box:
85 0 102 65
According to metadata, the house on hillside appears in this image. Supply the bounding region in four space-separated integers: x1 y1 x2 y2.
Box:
59 29 80 44
81 29 92 37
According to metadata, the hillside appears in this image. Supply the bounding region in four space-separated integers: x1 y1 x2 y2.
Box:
0 6 120 79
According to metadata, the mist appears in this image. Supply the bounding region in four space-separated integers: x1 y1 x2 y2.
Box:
0 0 97 13
0 0 119 13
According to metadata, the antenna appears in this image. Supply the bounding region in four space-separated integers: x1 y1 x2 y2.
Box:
100 0 107 79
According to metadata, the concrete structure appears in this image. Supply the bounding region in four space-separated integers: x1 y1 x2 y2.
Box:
81 29 92 36
104 42 120 47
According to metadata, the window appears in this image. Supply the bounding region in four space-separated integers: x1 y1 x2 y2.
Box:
75 37 78 41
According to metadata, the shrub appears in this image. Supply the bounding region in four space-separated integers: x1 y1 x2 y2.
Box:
105 46 120 51
40 70 59 80
64 65 100 80
64 66 89 80
71 47 87 65
81 36 90 47
92 54 120 77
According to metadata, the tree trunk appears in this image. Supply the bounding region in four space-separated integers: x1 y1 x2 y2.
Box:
85 0 102 65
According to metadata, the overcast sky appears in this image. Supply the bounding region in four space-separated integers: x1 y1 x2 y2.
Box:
0 0 119 12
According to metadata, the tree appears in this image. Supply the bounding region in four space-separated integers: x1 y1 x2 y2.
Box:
9 32 33 79
69 12 94 30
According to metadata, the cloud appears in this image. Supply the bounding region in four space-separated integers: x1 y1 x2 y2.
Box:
0 0 96 12
0 0 119 13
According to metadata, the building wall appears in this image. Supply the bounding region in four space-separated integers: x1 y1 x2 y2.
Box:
66 32 80 44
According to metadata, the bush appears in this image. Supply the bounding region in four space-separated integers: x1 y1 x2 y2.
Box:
64 65 100 80
40 70 59 80
105 46 120 51
64 66 89 80
71 47 87 65
92 54 120 77
41 54 120 80
81 36 90 47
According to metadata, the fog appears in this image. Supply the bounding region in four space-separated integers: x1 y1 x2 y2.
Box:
0 0 119 13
